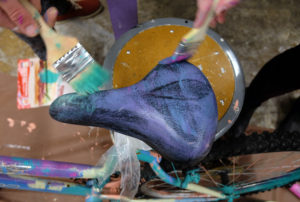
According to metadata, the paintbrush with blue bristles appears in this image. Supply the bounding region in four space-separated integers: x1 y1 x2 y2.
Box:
161 0 219 64
20 0 110 95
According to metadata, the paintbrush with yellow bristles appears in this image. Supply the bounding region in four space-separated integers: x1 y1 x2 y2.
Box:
19 0 110 95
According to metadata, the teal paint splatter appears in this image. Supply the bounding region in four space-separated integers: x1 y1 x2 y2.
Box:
33 11 40 19
2 166 7 174
42 168 51 173
39 69 59 83
55 43 61 49
69 61 111 95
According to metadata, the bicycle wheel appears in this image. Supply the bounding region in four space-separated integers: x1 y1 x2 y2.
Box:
140 131 300 199
140 170 219 201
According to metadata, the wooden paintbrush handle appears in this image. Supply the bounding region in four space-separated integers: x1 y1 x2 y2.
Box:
19 0 79 70
183 0 219 43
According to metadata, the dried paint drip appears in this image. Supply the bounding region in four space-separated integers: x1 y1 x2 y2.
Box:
55 43 61 49
197 64 203 71
20 120 26 127
7 118 15 127
33 11 40 19
121 62 130 68
79 137 86 142
221 67 226 74
88 127 95 136
233 100 240 112
27 123 37 133
5 144 31 151
6 118 36 133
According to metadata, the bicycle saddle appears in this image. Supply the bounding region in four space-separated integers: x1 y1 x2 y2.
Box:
49 61 218 166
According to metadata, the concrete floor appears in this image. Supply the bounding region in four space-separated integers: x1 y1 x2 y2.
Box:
0 0 300 201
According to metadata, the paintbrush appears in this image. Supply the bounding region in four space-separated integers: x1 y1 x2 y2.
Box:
19 0 110 95
161 0 219 64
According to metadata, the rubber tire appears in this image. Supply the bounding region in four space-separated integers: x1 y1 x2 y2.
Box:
141 131 300 181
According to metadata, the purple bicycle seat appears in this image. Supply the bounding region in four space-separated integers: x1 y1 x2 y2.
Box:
49 61 218 166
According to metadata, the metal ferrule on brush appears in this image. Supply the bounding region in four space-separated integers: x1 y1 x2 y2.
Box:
53 43 93 82
174 41 201 57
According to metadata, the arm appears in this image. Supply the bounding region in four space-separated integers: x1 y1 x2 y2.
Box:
194 0 240 28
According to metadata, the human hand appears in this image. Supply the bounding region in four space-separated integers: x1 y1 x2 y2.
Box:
194 0 239 28
0 0 58 37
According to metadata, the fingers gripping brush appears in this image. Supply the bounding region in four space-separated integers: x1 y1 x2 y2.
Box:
161 0 219 64
19 0 110 95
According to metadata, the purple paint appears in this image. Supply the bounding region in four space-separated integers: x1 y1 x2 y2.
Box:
50 62 218 166
159 54 191 65
18 15 24 25
107 0 138 39
0 156 93 178
0 174 90 195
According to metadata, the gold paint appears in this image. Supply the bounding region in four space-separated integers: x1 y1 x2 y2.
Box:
113 25 235 120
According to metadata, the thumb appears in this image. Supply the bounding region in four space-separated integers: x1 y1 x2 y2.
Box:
43 7 58 28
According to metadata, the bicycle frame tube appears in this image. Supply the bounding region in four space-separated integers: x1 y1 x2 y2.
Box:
137 149 300 200
2 152 299 200
137 150 225 199
0 156 93 178
0 155 117 179
136 150 181 187
225 167 300 196
0 154 119 198
0 174 90 195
